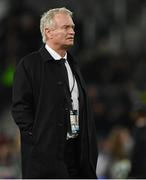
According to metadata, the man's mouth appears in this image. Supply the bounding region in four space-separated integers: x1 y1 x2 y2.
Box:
67 37 74 40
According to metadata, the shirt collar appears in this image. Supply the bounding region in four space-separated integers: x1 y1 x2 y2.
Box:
45 44 67 60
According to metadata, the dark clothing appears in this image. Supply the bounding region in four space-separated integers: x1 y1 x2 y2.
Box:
11 46 98 178
64 138 80 178
129 126 146 178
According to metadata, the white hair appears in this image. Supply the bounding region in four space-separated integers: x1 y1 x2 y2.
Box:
40 7 73 43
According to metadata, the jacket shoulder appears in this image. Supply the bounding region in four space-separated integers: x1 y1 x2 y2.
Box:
14 50 43 82
15 51 43 77
19 50 41 67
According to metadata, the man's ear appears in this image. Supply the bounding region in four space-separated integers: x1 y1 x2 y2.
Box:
45 28 53 39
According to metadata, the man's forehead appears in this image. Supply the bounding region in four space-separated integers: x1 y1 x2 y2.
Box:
54 13 73 21
53 13 74 26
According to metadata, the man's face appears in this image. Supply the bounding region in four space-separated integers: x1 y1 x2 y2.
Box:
46 13 75 50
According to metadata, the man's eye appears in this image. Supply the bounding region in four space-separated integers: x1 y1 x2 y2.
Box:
63 26 68 29
62 26 74 30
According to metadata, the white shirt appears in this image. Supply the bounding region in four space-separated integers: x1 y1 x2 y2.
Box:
45 44 79 111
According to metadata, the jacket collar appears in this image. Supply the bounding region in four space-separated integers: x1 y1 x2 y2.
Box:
39 45 77 66
39 45 86 93
39 45 54 62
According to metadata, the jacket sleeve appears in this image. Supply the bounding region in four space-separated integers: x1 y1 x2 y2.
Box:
11 59 34 132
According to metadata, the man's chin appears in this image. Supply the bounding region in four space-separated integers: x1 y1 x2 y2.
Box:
64 43 74 49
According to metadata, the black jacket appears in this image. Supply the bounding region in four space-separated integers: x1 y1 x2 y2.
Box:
12 46 98 178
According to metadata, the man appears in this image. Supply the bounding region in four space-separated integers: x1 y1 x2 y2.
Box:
129 105 146 178
12 7 98 178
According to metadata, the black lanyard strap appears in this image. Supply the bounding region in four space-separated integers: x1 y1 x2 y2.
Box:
70 74 75 94
60 58 76 109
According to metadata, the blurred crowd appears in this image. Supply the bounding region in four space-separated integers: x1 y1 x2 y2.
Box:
0 0 146 178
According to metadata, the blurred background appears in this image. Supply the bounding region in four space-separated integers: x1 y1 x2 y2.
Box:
0 0 146 178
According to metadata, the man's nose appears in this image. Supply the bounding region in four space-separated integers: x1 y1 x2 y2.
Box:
70 28 75 35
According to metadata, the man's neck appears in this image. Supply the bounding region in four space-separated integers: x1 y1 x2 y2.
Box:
46 42 67 58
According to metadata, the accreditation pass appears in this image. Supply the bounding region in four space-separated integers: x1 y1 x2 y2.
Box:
70 109 79 136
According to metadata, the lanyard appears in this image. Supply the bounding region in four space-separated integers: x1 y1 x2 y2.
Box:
70 75 76 110
70 74 75 94
64 60 76 101
59 59 77 110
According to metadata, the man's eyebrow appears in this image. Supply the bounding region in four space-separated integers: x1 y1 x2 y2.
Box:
63 24 75 28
